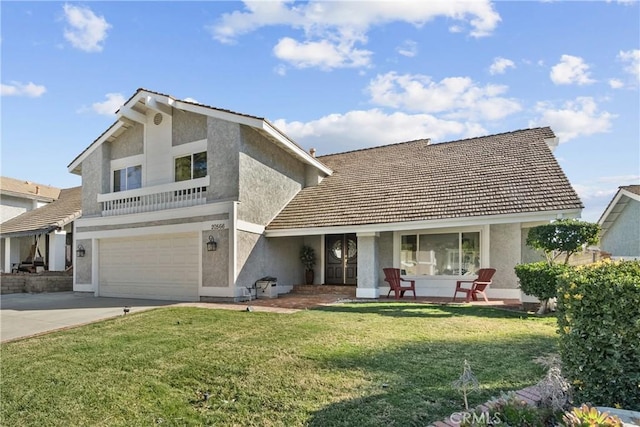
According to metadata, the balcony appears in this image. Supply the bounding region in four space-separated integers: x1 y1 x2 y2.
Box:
97 176 210 216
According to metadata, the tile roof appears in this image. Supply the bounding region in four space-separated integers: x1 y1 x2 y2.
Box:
621 185 640 196
268 127 583 230
0 176 60 201
0 187 82 237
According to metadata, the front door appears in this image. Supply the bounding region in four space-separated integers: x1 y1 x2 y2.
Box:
325 234 357 285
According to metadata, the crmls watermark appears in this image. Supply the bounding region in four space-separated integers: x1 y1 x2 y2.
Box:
449 411 502 425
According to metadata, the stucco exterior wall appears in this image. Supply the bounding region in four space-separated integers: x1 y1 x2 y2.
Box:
521 227 545 264
238 127 305 225
601 200 640 257
207 117 240 202
75 238 92 284
235 234 306 292
489 223 521 289
202 229 229 287
305 164 324 187
173 111 207 146
376 232 394 287
235 231 266 290
110 123 143 160
81 144 111 217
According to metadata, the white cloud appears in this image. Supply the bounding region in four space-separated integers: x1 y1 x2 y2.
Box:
489 57 515 75
550 54 595 85
274 64 287 76
1 81 46 97
211 1 500 42
90 93 126 115
63 4 111 52
397 40 418 57
608 78 624 89
209 1 500 70
367 72 521 121
529 97 615 142
273 109 487 153
183 97 199 104
618 49 640 84
273 37 372 70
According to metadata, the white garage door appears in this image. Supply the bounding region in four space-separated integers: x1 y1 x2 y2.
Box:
99 233 199 301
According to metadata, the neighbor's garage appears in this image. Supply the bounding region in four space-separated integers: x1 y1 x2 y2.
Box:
99 233 199 301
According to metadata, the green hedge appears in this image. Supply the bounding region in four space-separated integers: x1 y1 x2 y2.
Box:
515 261 569 300
556 260 640 408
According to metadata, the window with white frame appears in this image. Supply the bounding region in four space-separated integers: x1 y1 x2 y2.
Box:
400 231 480 276
113 165 142 192
175 151 207 182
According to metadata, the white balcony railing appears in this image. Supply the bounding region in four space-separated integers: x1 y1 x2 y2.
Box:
97 176 210 216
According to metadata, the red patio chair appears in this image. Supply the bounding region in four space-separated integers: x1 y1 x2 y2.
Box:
452 268 496 303
383 268 416 300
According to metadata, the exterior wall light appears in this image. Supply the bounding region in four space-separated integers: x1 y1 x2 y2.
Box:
76 244 86 258
206 235 217 252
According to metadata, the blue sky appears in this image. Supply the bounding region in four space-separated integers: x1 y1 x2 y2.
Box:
1 1 638 222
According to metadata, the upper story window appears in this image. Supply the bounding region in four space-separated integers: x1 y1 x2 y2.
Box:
175 151 207 182
400 231 480 276
113 165 142 192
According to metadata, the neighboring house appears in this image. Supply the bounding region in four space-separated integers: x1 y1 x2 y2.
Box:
0 176 60 223
0 187 82 273
598 185 640 260
68 88 583 302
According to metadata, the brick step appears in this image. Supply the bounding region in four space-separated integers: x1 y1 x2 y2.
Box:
291 285 357 296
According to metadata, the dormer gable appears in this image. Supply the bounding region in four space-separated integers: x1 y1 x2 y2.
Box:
68 88 331 180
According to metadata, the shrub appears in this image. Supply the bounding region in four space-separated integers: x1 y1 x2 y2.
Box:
459 391 555 427
557 260 640 408
515 261 569 301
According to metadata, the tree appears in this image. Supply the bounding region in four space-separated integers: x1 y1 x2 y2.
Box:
518 219 600 314
526 219 600 266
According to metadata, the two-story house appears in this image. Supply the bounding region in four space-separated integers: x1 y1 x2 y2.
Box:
69 88 583 302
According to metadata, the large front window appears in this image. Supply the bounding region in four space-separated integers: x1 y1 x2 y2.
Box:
175 152 207 182
113 165 141 192
401 232 480 276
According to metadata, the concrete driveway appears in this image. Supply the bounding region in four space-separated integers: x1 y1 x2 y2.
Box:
1 292 177 343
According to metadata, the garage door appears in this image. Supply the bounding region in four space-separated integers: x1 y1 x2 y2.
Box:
99 233 199 301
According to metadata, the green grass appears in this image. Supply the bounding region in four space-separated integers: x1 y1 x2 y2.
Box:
0 303 557 426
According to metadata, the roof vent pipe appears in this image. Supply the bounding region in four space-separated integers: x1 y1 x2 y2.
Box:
309 148 316 158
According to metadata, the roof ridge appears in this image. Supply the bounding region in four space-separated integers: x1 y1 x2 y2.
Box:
318 127 552 158
135 87 265 121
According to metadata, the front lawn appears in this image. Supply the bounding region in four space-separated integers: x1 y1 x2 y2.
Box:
0 303 557 426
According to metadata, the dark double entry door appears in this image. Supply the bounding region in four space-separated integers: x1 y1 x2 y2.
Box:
325 234 357 285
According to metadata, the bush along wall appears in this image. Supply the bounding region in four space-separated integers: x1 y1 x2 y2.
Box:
556 260 640 409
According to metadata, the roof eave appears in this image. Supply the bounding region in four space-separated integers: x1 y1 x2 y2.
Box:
68 89 332 176
261 121 332 175
265 209 583 237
